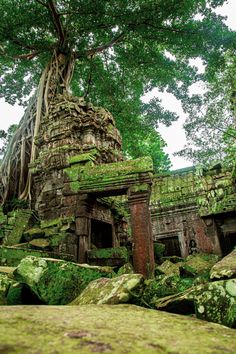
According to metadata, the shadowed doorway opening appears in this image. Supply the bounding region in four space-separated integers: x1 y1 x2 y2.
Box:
91 219 113 248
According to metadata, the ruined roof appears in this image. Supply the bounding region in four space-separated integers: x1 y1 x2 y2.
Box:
151 165 236 216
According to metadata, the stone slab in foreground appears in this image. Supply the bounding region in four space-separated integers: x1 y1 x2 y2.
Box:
0 305 236 354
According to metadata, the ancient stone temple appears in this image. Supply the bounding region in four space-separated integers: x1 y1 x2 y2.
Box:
1 95 236 276
28 93 154 277
150 165 236 258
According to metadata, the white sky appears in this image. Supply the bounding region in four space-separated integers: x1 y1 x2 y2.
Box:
0 0 235 169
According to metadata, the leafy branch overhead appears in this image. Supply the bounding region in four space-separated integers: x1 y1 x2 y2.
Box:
176 52 236 166
1 1 235 104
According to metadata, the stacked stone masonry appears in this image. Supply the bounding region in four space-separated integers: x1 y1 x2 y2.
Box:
1 94 236 277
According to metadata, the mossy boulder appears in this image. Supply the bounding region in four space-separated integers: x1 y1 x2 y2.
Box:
156 260 180 276
23 228 45 242
210 249 236 280
154 286 196 315
6 282 26 305
184 253 219 276
154 278 236 328
0 246 54 267
142 275 194 309
29 238 50 250
194 279 236 328
116 263 134 276
0 274 13 305
70 274 143 305
14 256 114 304
1 305 236 354
6 282 43 305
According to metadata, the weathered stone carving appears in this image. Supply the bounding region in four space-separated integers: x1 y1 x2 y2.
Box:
29 94 155 277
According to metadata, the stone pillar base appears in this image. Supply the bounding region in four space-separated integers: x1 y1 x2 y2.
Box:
128 184 154 278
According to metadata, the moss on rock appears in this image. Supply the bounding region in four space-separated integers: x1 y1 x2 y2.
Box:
194 279 236 328
88 247 129 260
210 249 236 280
117 263 134 276
185 253 219 275
156 260 180 276
1 305 236 353
14 256 115 304
70 274 143 305
0 274 13 305
141 275 194 309
29 238 50 249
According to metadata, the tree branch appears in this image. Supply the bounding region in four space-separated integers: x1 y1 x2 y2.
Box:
48 0 66 47
86 32 125 57
10 38 38 51
0 50 41 61
13 51 40 60
139 21 198 36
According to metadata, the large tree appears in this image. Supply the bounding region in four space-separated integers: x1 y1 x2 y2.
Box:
0 0 235 202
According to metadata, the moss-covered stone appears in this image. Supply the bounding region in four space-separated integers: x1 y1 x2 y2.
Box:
194 279 236 328
68 148 99 165
153 277 236 328
88 247 129 260
29 238 50 249
3 210 33 246
64 156 153 193
0 266 16 276
1 305 236 353
5 282 43 305
151 166 236 216
0 274 13 305
185 253 219 275
141 275 194 309
14 256 115 304
156 260 180 276
0 246 59 267
117 263 134 276
71 274 143 305
23 228 45 242
210 249 236 280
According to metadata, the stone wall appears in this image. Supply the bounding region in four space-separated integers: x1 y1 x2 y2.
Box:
150 165 236 257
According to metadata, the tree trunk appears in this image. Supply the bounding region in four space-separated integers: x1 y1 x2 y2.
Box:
0 50 75 206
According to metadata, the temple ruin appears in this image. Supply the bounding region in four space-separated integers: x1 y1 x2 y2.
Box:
1 95 236 277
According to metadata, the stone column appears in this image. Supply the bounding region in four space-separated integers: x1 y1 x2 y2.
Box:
75 194 93 263
128 184 155 278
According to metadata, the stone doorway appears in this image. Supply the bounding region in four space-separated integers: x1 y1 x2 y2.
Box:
156 235 182 257
91 219 113 249
222 232 236 255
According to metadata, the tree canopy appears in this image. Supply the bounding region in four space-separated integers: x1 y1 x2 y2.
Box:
0 0 235 201
177 51 236 166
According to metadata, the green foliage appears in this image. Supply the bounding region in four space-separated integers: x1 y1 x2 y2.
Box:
88 247 129 260
3 198 28 213
153 242 165 262
223 127 236 169
0 124 18 159
0 1 235 170
176 52 236 165
141 275 194 308
122 123 172 173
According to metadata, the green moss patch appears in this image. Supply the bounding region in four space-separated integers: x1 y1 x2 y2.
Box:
64 156 153 193
14 256 115 304
0 305 236 353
